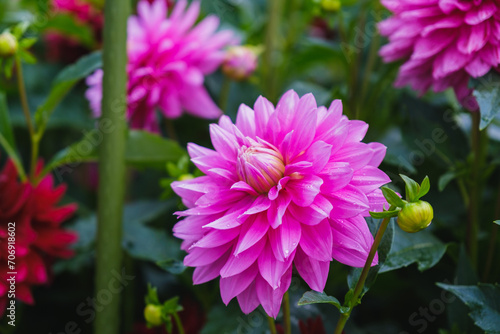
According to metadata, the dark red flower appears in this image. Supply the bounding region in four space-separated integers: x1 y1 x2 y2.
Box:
0 160 77 317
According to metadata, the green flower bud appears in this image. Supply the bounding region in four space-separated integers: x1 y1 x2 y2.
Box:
0 32 18 58
397 200 434 233
144 304 163 327
321 0 341 12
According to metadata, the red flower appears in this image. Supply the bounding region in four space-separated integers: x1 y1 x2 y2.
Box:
0 160 77 317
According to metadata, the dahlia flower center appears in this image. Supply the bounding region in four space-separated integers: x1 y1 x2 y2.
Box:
237 144 285 193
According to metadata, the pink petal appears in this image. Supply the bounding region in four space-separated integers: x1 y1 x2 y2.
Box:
220 237 266 277
236 104 256 137
330 142 374 171
269 214 301 260
256 267 292 318
184 243 233 267
267 191 292 229
192 251 230 284
286 174 323 207
235 213 270 255
258 243 294 289
329 185 370 219
350 166 391 194
237 281 260 314
288 195 332 226
294 246 330 291
220 263 258 304
299 219 333 262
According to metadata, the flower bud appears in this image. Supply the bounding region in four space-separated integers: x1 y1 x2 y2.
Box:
222 46 258 81
397 200 433 233
144 304 163 327
237 144 285 193
321 0 341 12
0 32 18 58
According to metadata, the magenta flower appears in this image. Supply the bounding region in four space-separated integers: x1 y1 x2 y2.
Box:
222 46 259 81
172 90 390 317
85 0 237 132
379 0 500 111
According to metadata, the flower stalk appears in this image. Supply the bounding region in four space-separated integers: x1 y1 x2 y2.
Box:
267 317 278 334
94 0 129 333
333 215 392 334
282 291 291 334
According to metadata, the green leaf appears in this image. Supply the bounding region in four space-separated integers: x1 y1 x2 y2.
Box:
400 174 420 202
0 91 15 149
471 72 500 130
380 226 447 273
34 51 102 134
381 186 405 208
417 176 430 198
297 291 348 313
43 130 185 177
156 259 186 275
438 171 460 192
146 284 161 305
437 283 500 334
43 14 97 48
122 200 181 262
494 220 500 226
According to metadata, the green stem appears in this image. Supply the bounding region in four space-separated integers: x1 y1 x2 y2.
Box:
350 8 366 120
282 291 291 334
263 0 284 102
357 17 379 121
333 215 392 334
15 56 38 179
267 316 278 334
172 312 185 334
94 0 129 332
219 76 231 112
467 113 482 268
165 119 178 142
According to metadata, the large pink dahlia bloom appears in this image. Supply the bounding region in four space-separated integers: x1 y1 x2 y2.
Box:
86 0 236 132
172 90 391 317
379 0 500 111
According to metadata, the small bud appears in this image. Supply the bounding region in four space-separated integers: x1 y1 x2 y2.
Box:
144 304 163 327
397 200 434 233
0 32 18 57
222 46 258 81
178 174 194 181
321 0 341 12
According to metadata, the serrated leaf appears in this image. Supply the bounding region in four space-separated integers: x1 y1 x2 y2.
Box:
34 51 102 134
380 225 446 273
400 174 420 202
471 72 500 130
417 176 430 198
297 291 348 313
0 91 15 149
381 186 405 208
437 283 500 334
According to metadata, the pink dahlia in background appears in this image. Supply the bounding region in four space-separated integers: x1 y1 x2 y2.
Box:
86 0 237 132
0 160 77 316
379 0 500 111
222 46 259 81
45 0 103 62
172 90 390 317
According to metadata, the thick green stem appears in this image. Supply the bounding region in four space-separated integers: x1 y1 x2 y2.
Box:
267 316 278 334
15 56 38 179
94 0 129 332
172 312 185 334
333 216 392 334
282 291 291 334
263 0 284 102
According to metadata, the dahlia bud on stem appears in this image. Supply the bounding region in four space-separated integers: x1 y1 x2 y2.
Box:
144 285 185 334
0 32 18 57
334 175 434 334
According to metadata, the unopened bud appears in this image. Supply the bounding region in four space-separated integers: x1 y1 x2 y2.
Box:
0 32 18 57
222 46 258 81
397 200 433 233
144 304 163 327
321 0 341 12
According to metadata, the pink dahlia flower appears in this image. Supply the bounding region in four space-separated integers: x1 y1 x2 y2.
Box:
0 160 77 316
378 0 500 111
222 46 259 81
86 0 237 132
172 90 390 317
